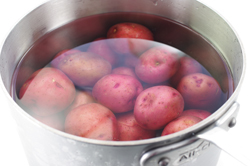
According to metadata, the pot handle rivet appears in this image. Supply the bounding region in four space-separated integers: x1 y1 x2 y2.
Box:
228 117 236 128
158 158 169 166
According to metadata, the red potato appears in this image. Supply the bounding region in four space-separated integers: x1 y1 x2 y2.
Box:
19 67 76 116
87 37 118 66
123 38 153 56
16 65 36 94
161 115 202 136
111 67 138 79
107 23 154 55
65 103 119 141
51 49 81 68
56 52 112 87
116 112 156 141
32 112 65 131
181 109 211 120
184 44 230 93
64 90 96 116
170 56 202 87
177 73 222 111
123 53 140 68
26 34 73 70
135 46 180 84
92 74 143 113
134 86 184 130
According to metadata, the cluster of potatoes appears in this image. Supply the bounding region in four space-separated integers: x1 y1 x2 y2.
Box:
18 22 222 141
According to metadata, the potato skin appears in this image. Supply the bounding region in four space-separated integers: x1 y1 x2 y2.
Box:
107 22 153 55
64 90 96 116
107 23 153 40
16 65 35 94
181 109 211 120
135 46 180 84
51 49 81 68
19 67 76 116
56 52 112 87
123 53 140 68
65 103 119 141
134 86 184 130
161 115 202 136
116 112 156 141
87 37 117 66
170 56 202 87
111 67 138 79
177 73 222 110
92 74 143 113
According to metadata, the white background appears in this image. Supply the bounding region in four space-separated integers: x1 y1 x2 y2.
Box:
0 0 249 165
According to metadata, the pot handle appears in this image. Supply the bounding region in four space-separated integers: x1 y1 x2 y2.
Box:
140 102 250 166
197 102 250 166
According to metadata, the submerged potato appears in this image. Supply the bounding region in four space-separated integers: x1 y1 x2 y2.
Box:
161 115 202 136
107 22 154 55
123 53 140 68
92 74 143 113
170 56 202 87
111 67 138 79
87 37 118 66
65 103 119 141
64 90 96 116
50 49 81 68
16 65 36 94
177 73 222 111
181 109 211 120
134 86 184 130
56 52 112 87
19 67 76 116
135 46 180 84
116 112 156 141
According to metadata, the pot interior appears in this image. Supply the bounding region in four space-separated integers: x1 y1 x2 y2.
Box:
12 12 233 101
0 0 244 145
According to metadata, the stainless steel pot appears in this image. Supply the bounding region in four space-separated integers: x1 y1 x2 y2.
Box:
0 0 246 166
